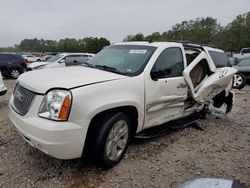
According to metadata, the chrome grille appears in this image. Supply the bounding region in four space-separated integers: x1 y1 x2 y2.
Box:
12 83 36 115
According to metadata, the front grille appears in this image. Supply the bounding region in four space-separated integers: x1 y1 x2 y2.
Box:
12 83 36 115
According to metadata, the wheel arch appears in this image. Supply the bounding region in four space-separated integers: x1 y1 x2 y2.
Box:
82 105 140 160
87 105 139 137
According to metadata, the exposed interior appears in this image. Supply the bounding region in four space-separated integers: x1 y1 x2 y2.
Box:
190 59 212 89
184 48 212 93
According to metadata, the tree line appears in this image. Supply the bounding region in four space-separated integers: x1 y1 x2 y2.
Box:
0 12 249 54
124 12 250 53
0 37 110 54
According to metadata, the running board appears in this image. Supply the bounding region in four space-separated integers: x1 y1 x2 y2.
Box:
135 113 203 139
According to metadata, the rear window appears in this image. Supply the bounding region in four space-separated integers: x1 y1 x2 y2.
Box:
208 50 231 68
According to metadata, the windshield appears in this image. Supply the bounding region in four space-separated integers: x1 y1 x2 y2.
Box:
87 45 156 76
238 58 250 66
47 54 64 62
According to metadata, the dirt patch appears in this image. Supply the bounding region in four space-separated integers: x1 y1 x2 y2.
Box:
0 79 249 188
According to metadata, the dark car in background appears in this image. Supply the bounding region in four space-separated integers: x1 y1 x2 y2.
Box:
233 58 250 89
0 53 27 79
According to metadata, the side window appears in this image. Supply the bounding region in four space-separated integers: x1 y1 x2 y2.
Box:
152 47 184 79
241 48 250 54
0 54 9 61
7 55 17 60
65 55 86 66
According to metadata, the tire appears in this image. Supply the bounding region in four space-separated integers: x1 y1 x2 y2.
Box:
10 68 21 79
233 73 246 90
86 112 131 168
37 59 41 62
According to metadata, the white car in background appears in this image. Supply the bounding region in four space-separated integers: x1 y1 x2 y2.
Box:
28 53 95 70
22 55 42 62
0 71 7 96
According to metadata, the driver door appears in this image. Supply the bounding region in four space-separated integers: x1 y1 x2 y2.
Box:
144 47 187 129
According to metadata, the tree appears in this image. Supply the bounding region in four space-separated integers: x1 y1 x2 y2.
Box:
13 37 111 53
123 33 144 41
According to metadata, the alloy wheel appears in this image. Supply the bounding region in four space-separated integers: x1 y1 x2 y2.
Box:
233 74 243 87
105 120 129 161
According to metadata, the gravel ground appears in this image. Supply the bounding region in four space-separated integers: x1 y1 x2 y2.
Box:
0 79 249 188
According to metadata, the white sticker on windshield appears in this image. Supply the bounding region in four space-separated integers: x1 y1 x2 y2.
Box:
129 49 147 54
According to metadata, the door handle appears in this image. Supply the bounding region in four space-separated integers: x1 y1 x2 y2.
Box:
177 83 187 88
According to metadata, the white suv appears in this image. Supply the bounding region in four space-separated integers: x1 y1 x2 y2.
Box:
9 42 236 168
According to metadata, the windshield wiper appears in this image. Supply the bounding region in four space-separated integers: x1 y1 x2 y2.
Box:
95 65 124 75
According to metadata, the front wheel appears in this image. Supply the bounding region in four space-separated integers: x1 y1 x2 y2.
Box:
87 112 131 168
233 73 246 90
10 68 21 79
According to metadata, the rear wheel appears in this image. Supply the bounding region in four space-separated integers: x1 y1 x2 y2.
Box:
86 112 131 168
233 73 246 90
10 68 21 79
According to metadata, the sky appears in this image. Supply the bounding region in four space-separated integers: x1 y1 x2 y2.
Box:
0 0 249 47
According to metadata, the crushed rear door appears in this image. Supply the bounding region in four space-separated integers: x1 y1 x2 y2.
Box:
183 51 237 103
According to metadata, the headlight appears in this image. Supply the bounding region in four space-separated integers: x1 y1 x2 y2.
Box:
38 90 72 121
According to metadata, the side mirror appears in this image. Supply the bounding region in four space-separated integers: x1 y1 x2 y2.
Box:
150 68 172 81
150 71 160 81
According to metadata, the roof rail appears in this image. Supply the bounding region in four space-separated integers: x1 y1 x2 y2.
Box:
176 40 217 49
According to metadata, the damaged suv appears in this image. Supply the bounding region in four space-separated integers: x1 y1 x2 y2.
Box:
9 42 237 168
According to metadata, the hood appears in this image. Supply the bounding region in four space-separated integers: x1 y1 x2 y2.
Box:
18 66 127 94
28 61 49 69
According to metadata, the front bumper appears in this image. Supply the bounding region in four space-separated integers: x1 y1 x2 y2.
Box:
9 100 89 160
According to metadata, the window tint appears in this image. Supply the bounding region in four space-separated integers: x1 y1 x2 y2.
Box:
66 55 81 58
241 48 250 54
0 54 11 61
208 50 231 68
0 54 4 61
6 55 17 60
152 47 184 78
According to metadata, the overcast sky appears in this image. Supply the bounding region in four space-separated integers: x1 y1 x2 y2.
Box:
0 0 249 47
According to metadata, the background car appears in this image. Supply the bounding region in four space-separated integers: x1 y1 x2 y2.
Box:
0 53 27 79
0 71 7 96
22 54 42 62
28 53 95 70
233 58 250 89
41 55 54 61
233 47 250 60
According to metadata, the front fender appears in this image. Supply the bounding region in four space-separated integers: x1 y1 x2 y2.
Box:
69 75 145 133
